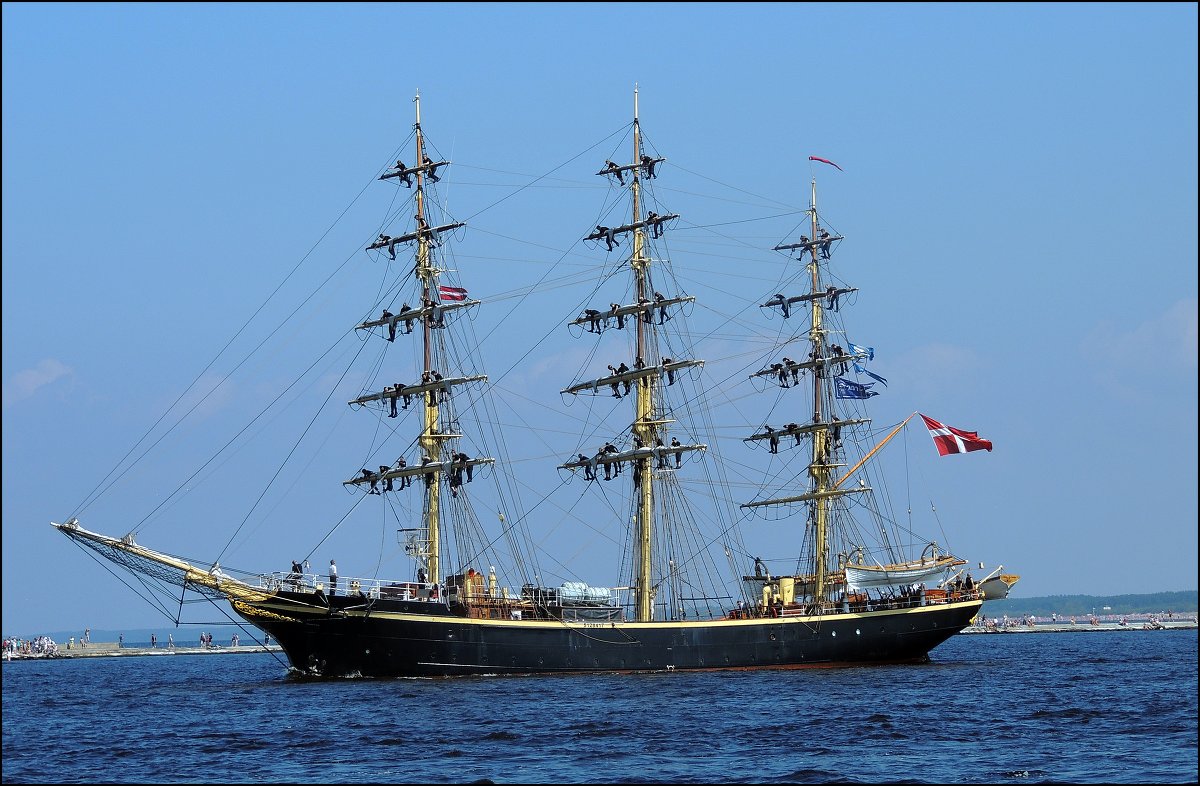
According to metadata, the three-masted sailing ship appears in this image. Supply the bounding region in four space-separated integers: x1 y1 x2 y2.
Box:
54 92 1013 677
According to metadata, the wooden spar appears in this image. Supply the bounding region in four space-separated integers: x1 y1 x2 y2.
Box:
561 360 702 396
571 295 694 327
367 222 465 251
358 300 479 331
583 214 678 242
772 234 843 252
348 374 487 406
760 287 856 309
833 413 917 490
344 457 496 487
744 418 868 443
750 353 854 378
558 443 707 470
741 486 870 509
380 159 449 181
595 157 665 176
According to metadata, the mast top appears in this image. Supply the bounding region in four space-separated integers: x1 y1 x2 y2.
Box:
414 90 421 126
634 84 639 122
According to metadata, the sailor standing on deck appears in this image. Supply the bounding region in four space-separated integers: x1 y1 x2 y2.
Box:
329 559 338 597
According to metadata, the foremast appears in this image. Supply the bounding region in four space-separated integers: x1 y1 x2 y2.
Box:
344 92 494 587
413 94 444 585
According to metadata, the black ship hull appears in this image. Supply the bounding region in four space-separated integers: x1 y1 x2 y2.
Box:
235 596 982 678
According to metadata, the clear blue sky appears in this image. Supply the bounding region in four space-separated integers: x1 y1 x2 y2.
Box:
3 3 1196 636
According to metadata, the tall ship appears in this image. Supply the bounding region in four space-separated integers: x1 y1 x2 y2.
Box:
54 91 1014 677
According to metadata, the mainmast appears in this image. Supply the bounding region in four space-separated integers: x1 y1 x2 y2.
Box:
558 88 705 622
631 88 654 622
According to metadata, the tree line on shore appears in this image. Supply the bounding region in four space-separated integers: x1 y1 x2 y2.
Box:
984 590 1196 619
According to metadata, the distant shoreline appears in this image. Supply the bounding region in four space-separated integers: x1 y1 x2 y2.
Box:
961 620 1197 634
4 643 284 661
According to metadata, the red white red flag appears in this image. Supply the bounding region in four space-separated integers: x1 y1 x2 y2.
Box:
919 414 993 456
438 285 467 302
808 155 844 171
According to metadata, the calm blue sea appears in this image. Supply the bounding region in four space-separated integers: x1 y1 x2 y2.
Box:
2 630 1196 784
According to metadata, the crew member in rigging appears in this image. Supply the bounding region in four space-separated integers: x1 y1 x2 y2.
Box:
391 160 414 188
819 228 832 259
641 154 658 179
416 215 440 247
455 452 473 483
646 211 664 239
578 453 596 481
610 302 625 330
596 225 619 252
826 285 841 312
767 293 790 319
617 362 631 396
797 236 810 259
603 160 624 186
422 154 441 183
378 234 397 261
764 426 780 454
654 291 669 323
387 384 400 418
671 436 683 468
394 456 409 489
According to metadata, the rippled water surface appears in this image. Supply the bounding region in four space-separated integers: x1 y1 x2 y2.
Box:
3 630 1196 783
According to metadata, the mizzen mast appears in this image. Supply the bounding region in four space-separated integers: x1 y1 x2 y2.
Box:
741 178 859 608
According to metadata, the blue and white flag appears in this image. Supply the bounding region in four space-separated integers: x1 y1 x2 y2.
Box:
848 342 874 361
853 362 888 387
835 376 878 399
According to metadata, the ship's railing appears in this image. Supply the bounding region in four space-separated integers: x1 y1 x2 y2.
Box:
257 572 456 603
727 585 983 619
